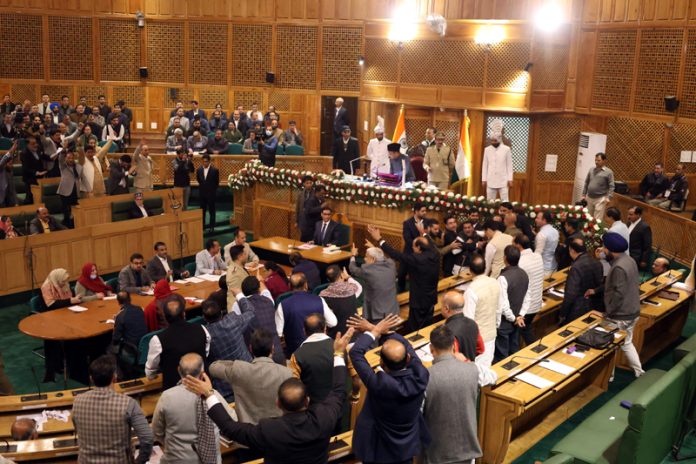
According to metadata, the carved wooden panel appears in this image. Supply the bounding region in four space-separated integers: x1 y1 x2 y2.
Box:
0 14 44 79
233 91 263 109
363 39 400 82
166 88 194 106
634 29 682 115
321 26 362 91
405 118 431 147
591 30 637 111
606 117 663 180
679 30 696 119
268 92 291 111
535 116 581 181
532 41 569 91
100 19 141 82
276 25 317 90
10 84 37 105
199 89 228 109
401 40 485 87
486 42 531 91
113 87 145 106
669 124 696 173
231 24 272 86
146 21 184 83
40 85 71 102
486 114 530 172
48 16 93 81
189 22 228 85
77 86 107 104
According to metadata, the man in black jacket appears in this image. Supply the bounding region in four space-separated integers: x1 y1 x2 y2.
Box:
559 239 604 324
20 136 49 204
173 151 194 210
107 154 131 195
146 241 190 282
398 202 427 290
368 224 440 332
111 292 147 349
331 126 360 174
639 162 670 201
182 329 353 464
196 154 220 233
311 206 340 246
627 206 652 270
647 163 689 210
300 185 327 242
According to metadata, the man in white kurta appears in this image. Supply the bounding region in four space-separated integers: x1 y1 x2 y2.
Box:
481 133 513 201
366 125 391 177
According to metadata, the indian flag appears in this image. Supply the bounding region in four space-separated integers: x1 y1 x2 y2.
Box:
392 105 407 153
455 113 472 180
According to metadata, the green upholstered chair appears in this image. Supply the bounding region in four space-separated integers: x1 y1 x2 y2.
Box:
285 145 304 155
227 143 244 154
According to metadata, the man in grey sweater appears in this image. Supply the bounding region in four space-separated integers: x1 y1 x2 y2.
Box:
348 243 399 322
581 152 615 220
422 325 497 464
596 232 644 378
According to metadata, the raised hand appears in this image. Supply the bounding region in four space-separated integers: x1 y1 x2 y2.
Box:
366 224 382 242
333 328 355 353
346 314 374 333
373 313 402 336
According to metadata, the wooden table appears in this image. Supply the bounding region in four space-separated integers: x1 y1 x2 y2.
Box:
250 236 353 265
18 278 219 342
479 311 626 464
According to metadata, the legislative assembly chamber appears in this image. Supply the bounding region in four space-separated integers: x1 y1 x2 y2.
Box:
0 0 695 463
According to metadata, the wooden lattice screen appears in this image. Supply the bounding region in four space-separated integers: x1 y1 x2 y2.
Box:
486 114 530 172
321 26 362 91
146 22 184 84
634 29 683 116
405 118 431 147
10 84 37 105
591 30 637 111
268 92 291 112
167 88 194 106
49 16 93 81
679 29 696 120
77 86 107 105
113 87 145 106
532 41 569 91
364 38 400 82
276 25 317 90
40 85 72 102
198 89 228 110
669 124 696 173
400 39 485 87
100 19 141 82
535 116 581 181
231 24 272 87
486 42 531 91
233 91 264 109
0 14 43 79
189 22 228 85
606 117 664 180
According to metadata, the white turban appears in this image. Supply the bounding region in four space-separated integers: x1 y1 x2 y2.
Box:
374 115 385 134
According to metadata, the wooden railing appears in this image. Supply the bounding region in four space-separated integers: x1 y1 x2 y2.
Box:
611 193 695 265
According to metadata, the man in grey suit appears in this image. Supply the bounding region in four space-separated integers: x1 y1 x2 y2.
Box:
57 149 83 228
422 325 497 464
152 353 232 464
195 239 228 276
209 328 293 425
118 253 154 294
348 244 399 322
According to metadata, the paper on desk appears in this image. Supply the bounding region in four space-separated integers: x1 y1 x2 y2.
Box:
185 297 204 304
174 279 188 284
141 289 155 296
105 319 115 324
539 359 575 375
68 305 88 312
103 295 117 300
570 351 586 359
297 243 316 250
197 274 222 282
185 277 204 283
515 372 554 389
415 343 433 363
671 282 689 290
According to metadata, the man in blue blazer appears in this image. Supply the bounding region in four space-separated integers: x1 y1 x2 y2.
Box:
348 314 431 464
312 206 340 246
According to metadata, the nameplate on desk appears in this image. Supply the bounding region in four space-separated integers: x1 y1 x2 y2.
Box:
408 333 425 342
53 438 79 449
0 445 17 453
515 372 554 389
539 359 575 375
118 379 144 389
20 394 47 402
71 389 89 397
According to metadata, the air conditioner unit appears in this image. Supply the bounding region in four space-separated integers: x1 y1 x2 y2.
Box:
573 131 607 204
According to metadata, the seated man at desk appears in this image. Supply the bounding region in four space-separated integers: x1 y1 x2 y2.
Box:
385 142 415 183
118 253 154 294
29 207 66 234
11 418 39 441
147 241 190 283
311 206 340 246
129 192 153 219
195 239 228 276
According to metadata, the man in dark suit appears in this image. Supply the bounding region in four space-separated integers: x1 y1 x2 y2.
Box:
182 329 354 464
559 239 603 324
347 314 430 464
627 206 652 270
312 206 340 246
331 126 360 174
20 136 49 204
368 224 440 333
301 185 327 242
29 207 67 234
332 97 349 138
129 192 153 219
398 202 428 291
196 154 220 233
147 241 190 283
184 100 207 122
107 154 131 195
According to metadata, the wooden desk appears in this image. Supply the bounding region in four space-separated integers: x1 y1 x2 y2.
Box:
18 278 218 341
479 312 626 464
250 236 352 265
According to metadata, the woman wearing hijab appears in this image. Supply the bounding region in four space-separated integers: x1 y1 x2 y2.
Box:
40 268 82 382
0 216 21 239
144 279 173 332
74 262 113 302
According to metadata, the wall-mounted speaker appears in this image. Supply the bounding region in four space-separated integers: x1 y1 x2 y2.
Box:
664 96 680 112
139 67 149 79
265 72 275 84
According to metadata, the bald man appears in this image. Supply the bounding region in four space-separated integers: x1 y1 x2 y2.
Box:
441 291 485 362
348 314 431 464
132 139 153 193
652 257 670 276
11 418 38 441
152 353 232 464
28 206 66 234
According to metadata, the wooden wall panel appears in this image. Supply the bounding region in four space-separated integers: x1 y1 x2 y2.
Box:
146 21 185 83
400 39 485 87
321 26 362 92
276 25 318 90
633 29 683 115
231 24 272 87
0 13 43 79
591 30 637 112
48 16 93 81
486 42 531 91
40 85 72 102
680 29 696 119
532 40 569 91
606 116 664 180
363 38 400 83
534 115 581 181
188 22 228 85
99 19 141 82
669 123 696 172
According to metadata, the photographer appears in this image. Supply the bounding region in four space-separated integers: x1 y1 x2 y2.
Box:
258 125 279 167
172 150 194 209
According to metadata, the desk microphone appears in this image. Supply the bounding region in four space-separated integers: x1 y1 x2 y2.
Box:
501 355 547 371
558 325 583 338
21 366 47 402
530 333 548 353
349 157 366 176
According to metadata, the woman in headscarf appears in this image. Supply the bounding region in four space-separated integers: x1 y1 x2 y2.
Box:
264 261 290 299
144 279 173 332
39 268 82 382
0 216 21 239
74 262 113 302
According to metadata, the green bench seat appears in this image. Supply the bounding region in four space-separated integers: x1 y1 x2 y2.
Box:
674 333 696 364
111 197 164 222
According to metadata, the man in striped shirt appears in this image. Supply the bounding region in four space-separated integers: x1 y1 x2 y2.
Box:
513 234 545 345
